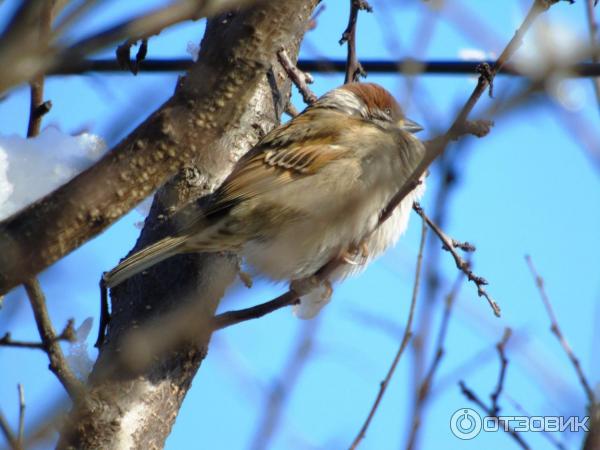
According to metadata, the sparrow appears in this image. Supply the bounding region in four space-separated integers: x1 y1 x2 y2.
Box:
103 82 426 318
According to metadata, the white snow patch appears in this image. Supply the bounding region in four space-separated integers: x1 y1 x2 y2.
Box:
186 41 200 62
66 317 95 381
0 127 106 220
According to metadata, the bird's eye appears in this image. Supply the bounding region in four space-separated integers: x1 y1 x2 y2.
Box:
384 108 392 116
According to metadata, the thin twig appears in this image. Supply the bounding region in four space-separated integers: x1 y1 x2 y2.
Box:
525 255 596 404
0 408 18 450
405 272 465 450
459 380 530 450
0 321 76 349
413 202 501 316
458 328 530 449
490 328 512 416
23 279 83 399
26 1 53 137
17 385 25 449
340 0 372 83
277 49 317 104
349 219 427 450
585 0 600 115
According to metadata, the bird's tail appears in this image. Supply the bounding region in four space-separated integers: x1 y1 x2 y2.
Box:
103 235 189 288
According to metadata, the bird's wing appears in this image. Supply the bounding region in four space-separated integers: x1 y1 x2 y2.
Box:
204 109 356 218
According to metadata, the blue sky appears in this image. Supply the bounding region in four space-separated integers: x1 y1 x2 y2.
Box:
0 1 599 449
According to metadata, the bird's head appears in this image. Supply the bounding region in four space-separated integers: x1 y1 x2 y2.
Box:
314 82 423 134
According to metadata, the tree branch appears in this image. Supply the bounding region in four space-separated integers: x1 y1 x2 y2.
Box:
405 272 464 450
0 321 76 350
458 328 530 450
23 280 83 399
277 49 317 104
340 0 372 83
413 202 501 316
525 255 596 404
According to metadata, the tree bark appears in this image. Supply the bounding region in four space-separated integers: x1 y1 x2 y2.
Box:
56 1 319 448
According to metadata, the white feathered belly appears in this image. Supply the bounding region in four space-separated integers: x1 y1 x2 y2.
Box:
241 179 425 294
293 181 425 318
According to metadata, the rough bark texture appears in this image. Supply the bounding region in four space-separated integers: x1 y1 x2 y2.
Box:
56 1 318 448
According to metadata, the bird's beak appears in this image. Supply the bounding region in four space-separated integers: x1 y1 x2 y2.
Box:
398 117 423 134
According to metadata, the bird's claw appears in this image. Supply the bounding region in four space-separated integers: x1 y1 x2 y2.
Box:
341 240 369 265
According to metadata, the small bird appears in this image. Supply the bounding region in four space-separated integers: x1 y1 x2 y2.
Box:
104 83 426 318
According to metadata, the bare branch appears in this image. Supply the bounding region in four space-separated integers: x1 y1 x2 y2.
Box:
0 408 18 450
459 380 530 450
213 291 300 330
525 255 596 405
490 328 512 416
413 202 501 316
26 1 53 137
23 279 83 399
405 272 464 450
349 219 427 450
17 385 24 449
277 49 317 104
459 328 530 449
0 321 76 349
340 0 372 83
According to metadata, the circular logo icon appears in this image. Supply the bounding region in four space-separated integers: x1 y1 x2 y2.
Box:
450 408 482 440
